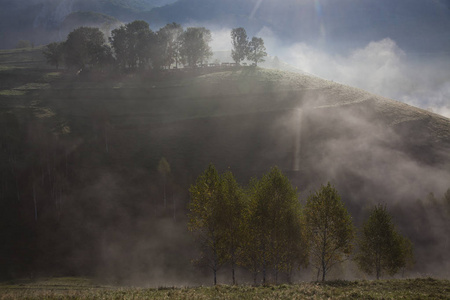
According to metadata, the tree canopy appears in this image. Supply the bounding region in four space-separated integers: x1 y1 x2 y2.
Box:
247 37 267 66
43 42 64 70
304 182 355 282
188 163 224 285
110 20 155 70
45 23 270 72
355 204 414 279
64 27 110 69
189 165 308 285
231 27 249 65
244 167 308 284
180 27 213 68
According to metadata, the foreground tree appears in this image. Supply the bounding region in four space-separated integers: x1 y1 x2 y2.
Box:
43 42 64 69
247 37 267 66
304 183 355 282
217 170 246 285
64 27 110 69
231 27 249 65
355 204 414 279
243 167 308 284
180 27 212 67
188 164 223 285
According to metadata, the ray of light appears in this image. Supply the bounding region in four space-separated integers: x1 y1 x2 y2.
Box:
250 0 264 19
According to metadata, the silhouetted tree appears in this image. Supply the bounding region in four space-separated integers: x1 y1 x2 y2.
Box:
16 40 31 49
231 27 249 65
43 42 64 69
355 204 414 279
247 37 267 66
64 27 110 69
180 27 212 67
110 20 155 70
304 182 355 282
156 23 184 69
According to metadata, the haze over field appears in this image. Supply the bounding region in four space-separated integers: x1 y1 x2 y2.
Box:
1 0 450 286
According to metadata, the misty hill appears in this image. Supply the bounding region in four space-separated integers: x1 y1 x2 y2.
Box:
1 47 450 281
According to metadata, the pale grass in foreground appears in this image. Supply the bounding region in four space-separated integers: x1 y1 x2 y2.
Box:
1 277 449 299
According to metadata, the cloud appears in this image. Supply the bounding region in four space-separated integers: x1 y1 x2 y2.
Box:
282 38 450 118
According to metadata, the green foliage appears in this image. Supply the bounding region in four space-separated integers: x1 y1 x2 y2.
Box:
355 204 414 279
231 27 249 65
241 167 308 284
217 170 246 285
247 37 267 66
180 27 212 67
188 163 223 285
189 165 307 285
304 182 355 282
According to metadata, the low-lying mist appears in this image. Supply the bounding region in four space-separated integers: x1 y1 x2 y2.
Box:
281 38 450 118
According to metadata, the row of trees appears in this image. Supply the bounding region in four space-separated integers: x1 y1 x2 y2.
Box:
188 164 414 285
43 22 267 71
231 27 267 66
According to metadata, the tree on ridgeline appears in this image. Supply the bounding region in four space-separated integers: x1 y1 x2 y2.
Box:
188 163 224 285
43 42 64 69
109 25 128 69
247 37 267 66
304 182 355 282
180 27 212 67
156 23 184 69
241 167 308 284
64 27 112 69
231 27 249 65
355 204 414 279
110 20 155 70
16 40 31 49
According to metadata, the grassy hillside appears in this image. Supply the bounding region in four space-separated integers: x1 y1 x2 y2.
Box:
1 48 450 282
1 277 449 299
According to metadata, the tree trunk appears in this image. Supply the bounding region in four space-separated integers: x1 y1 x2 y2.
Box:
33 183 38 221
322 264 326 282
231 261 236 285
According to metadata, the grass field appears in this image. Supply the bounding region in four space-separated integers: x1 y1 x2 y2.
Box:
1 277 449 299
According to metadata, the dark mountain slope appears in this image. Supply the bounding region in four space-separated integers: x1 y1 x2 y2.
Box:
1 58 449 280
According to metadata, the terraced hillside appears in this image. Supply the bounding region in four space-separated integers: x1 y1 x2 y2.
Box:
1 49 449 282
